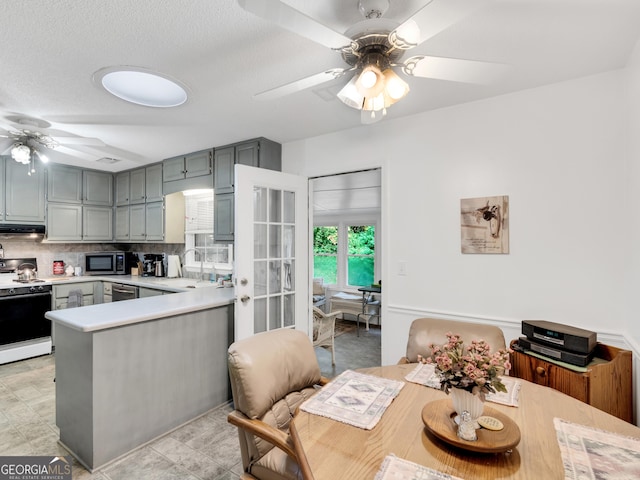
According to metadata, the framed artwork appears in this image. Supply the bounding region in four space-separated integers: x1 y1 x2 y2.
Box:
460 195 509 254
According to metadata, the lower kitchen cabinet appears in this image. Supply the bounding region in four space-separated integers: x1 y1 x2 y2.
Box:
139 287 165 298
52 282 97 310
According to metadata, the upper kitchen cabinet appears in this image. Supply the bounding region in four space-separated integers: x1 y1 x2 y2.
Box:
46 165 114 242
83 170 113 205
163 149 213 195
213 138 281 242
1 157 46 223
145 163 163 202
48 165 113 206
115 171 130 206
129 168 146 204
47 165 83 204
116 163 163 206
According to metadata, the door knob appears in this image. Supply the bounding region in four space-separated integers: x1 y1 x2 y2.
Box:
240 295 251 304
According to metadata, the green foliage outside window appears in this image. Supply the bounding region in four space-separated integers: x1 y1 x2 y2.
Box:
313 225 375 287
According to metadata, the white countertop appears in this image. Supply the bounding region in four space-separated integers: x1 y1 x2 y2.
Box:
43 275 235 333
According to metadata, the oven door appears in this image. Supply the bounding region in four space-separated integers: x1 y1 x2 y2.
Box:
0 292 52 346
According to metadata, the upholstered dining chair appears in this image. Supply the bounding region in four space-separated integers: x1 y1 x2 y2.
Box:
399 317 507 364
227 328 328 480
312 307 341 366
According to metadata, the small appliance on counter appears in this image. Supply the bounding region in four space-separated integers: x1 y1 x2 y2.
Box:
142 253 166 277
85 251 126 275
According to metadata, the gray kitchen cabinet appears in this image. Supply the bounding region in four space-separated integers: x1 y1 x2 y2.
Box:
139 287 164 298
53 282 96 310
129 168 146 204
165 149 212 180
129 203 146 241
103 282 113 303
163 149 213 195
47 204 83 241
145 202 164 241
4 159 46 223
145 163 163 202
213 138 281 242
83 170 113 205
213 193 234 242
115 206 130 241
214 147 235 194
115 171 130 206
83 206 113 241
47 165 83 204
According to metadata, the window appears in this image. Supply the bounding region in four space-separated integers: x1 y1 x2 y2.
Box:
184 190 232 274
313 226 338 284
347 225 375 287
313 223 377 289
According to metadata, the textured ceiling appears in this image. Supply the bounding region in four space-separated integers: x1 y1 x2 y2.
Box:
0 0 639 172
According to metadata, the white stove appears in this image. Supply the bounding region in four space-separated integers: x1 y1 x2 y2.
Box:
0 258 52 364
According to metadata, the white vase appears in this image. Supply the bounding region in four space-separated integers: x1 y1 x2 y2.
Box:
450 387 484 428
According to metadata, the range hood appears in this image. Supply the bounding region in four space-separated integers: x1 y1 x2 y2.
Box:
0 224 46 239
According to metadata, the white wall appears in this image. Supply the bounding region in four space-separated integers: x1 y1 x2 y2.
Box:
284 69 638 417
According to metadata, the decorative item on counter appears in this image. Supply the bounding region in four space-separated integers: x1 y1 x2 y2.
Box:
457 410 477 441
418 332 511 428
131 267 139 276
74 266 82 276
53 260 64 275
65 264 75 276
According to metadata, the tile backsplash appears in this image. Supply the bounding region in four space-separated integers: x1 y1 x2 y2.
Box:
0 238 185 277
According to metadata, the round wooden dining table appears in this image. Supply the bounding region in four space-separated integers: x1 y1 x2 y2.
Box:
290 363 640 479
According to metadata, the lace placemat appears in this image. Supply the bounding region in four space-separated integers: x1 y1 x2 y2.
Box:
374 454 464 480
300 369 404 430
554 418 640 479
405 363 521 407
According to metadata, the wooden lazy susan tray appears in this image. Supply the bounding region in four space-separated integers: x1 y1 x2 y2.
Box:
421 399 521 453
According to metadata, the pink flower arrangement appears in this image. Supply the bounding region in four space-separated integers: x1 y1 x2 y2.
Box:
418 332 511 398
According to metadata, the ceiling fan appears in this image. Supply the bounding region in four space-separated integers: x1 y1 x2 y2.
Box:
0 115 114 172
239 0 504 123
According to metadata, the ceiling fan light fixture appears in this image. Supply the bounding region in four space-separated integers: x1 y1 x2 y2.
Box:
382 68 410 101
337 75 365 109
11 143 31 164
94 66 188 108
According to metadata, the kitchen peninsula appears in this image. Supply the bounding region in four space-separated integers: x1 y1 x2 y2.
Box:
45 277 235 471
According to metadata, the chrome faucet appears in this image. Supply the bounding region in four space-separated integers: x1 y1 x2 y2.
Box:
182 248 205 281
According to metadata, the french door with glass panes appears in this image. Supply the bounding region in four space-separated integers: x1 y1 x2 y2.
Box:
234 164 309 341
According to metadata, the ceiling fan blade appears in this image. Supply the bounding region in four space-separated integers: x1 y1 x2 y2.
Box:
390 0 490 49
402 55 508 84
255 68 348 101
238 0 353 50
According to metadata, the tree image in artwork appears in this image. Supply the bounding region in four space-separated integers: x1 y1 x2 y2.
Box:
460 196 509 254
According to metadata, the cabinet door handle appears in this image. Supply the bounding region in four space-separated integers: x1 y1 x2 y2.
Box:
535 366 546 377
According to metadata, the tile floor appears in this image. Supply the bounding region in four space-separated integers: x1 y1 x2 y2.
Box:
0 321 381 479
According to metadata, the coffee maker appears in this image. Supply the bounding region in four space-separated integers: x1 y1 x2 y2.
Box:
142 253 166 277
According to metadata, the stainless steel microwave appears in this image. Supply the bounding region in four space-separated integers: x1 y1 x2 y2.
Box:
85 252 126 275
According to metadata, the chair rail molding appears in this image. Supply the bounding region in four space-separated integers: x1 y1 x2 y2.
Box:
385 303 639 426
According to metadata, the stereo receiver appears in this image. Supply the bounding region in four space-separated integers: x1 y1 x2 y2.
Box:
516 337 595 367
522 320 596 354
